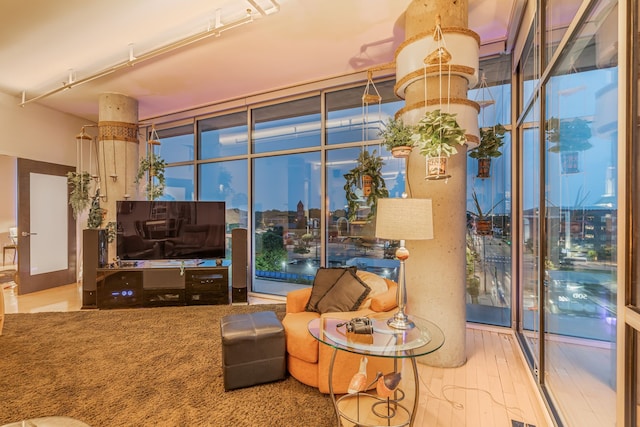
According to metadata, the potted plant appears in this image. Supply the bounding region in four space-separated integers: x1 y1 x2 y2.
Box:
468 123 506 178
468 190 502 236
135 151 166 200
378 117 415 158
67 171 92 219
545 117 592 174
412 109 467 180
343 150 389 222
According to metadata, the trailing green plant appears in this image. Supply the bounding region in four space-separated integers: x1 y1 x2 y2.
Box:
412 109 467 158
87 189 105 229
135 152 166 200
343 150 389 222
468 190 503 220
545 117 592 153
469 124 506 159
67 171 92 219
378 117 415 151
105 221 117 243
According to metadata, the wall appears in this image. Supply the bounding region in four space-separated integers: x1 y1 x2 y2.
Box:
0 91 91 164
0 91 96 268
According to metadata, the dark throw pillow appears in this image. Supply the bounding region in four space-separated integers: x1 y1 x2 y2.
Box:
315 269 371 314
305 267 356 312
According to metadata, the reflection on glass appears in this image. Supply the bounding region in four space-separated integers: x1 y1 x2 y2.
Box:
545 0 583 66
253 153 321 295
252 96 321 153
521 100 541 367
199 111 248 159
466 55 513 327
163 165 194 201
521 25 539 109
326 147 402 281
156 125 194 163
199 159 248 259
326 80 403 145
542 1 618 424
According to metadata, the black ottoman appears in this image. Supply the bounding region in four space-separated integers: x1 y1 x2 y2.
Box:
220 310 286 390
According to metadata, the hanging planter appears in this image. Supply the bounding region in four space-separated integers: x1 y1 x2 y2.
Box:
425 156 449 180
67 171 92 219
468 190 502 237
135 152 166 200
560 151 580 174
468 124 506 179
343 150 389 222
412 109 466 180
378 117 415 159
546 117 592 174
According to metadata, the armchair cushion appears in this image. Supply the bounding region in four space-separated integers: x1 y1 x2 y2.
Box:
370 280 398 312
305 267 356 312
356 271 391 309
315 269 370 314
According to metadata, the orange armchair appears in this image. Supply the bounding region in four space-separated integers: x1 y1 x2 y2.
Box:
282 273 398 394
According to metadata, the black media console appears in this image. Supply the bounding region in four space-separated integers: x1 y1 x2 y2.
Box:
96 260 229 309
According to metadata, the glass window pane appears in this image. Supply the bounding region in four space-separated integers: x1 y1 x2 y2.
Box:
156 124 194 163
163 165 194 201
522 24 540 108
543 1 618 424
326 80 403 145
253 152 321 295
545 0 583 66
199 160 248 259
466 55 513 327
199 111 248 159
252 96 321 153
326 146 401 280
521 99 541 338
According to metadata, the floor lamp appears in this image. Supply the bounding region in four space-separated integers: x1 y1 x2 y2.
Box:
375 197 434 329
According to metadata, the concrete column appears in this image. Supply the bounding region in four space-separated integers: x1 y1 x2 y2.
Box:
395 0 477 367
97 93 139 260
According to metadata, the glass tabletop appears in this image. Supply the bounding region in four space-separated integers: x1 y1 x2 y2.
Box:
308 312 445 358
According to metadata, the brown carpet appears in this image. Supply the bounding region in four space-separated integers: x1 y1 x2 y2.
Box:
0 305 334 427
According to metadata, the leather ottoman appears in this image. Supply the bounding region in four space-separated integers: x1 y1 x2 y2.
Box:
220 310 286 390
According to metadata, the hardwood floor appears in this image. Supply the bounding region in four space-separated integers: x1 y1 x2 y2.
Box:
1 275 554 427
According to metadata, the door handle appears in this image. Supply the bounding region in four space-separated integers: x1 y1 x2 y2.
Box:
21 231 38 237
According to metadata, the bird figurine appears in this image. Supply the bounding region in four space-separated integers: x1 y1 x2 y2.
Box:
376 371 402 398
347 356 368 394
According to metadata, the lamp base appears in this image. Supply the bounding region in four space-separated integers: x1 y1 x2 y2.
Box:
387 313 415 330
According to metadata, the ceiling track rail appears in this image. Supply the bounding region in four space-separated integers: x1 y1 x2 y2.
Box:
19 0 280 108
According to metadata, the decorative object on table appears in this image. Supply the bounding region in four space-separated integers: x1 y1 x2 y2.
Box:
135 125 166 200
468 190 503 236
412 109 467 180
375 196 434 329
347 356 369 394
378 117 415 158
545 116 592 174
343 149 389 222
376 371 402 398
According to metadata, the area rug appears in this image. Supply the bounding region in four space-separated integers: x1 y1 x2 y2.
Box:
0 305 334 427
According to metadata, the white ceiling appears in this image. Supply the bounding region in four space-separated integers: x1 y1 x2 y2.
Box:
0 0 520 123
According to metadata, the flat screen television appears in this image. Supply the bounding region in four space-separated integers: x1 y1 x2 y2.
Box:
116 201 226 261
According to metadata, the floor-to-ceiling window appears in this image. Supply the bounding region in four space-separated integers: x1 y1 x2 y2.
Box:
466 54 513 326
516 0 619 424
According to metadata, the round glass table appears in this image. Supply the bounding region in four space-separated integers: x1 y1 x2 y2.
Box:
308 312 445 426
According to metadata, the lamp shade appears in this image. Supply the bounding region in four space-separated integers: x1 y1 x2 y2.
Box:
375 197 434 241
